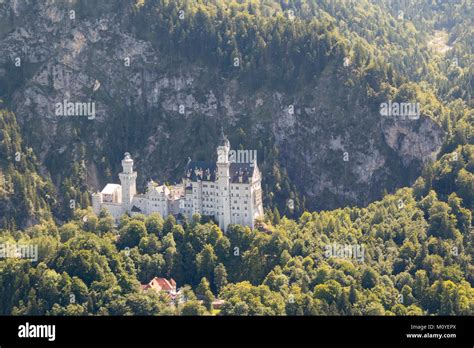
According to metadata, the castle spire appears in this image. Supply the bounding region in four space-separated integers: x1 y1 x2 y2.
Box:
219 126 229 147
121 152 134 174
119 151 137 213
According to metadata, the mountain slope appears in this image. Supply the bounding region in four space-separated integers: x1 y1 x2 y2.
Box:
0 105 54 229
0 0 452 222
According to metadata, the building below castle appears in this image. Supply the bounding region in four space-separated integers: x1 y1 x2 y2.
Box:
92 133 264 232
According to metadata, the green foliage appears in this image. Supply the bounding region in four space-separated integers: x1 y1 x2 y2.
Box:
145 213 164 237
1 160 473 315
219 281 285 315
0 108 55 229
118 220 147 248
196 277 215 310
0 0 473 317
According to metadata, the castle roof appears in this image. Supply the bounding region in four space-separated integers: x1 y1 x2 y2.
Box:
122 152 133 163
219 126 229 146
148 184 170 195
184 161 256 184
131 205 142 212
101 183 121 195
185 161 217 181
229 163 255 184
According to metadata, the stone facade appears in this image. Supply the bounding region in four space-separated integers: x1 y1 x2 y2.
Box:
92 134 264 232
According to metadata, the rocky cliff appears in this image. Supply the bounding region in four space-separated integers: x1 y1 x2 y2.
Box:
0 0 445 216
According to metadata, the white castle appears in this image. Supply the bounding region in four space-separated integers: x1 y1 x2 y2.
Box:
92 132 264 232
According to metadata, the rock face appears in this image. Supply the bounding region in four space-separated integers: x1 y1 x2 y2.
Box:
381 117 444 167
0 1 445 211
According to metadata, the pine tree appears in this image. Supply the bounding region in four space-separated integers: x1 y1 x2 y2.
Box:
196 277 214 310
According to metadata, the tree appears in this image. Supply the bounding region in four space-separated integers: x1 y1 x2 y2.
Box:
413 177 427 199
181 300 208 315
118 220 147 248
273 207 281 225
349 285 359 304
123 293 167 315
365 302 385 315
455 169 473 207
428 201 458 239
439 280 459 315
447 193 472 234
313 280 341 305
162 233 178 278
98 214 115 235
196 277 214 310
196 244 217 282
59 222 80 242
361 268 378 289
219 282 285 315
145 213 164 236
178 286 208 315
163 215 177 234
414 270 429 301
83 213 98 233
213 263 228 293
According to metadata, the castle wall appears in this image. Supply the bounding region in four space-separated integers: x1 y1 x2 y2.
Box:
230 183 253 226
93 143 264 232
146 196 168 217
101 202 123 221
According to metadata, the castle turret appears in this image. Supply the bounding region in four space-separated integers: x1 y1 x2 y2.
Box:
216 129 231 231
119 152 137 213
92 192 102 215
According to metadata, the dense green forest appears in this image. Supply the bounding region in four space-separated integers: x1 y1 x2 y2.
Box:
1 139 472 315
2 0 471 221
0 106 55 230
0 0 472 315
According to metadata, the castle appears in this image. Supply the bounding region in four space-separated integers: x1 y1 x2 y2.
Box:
92 133 264 232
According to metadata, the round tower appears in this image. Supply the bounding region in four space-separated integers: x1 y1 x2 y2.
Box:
92 192 102 215
216 129 231 232
119 152 137 213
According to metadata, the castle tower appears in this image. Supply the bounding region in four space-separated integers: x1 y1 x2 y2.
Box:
119 152 137 214
92 192 102 215
216 128 231 232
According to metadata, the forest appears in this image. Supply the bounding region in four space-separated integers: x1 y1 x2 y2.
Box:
0 141 472 315
0 0 472 315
